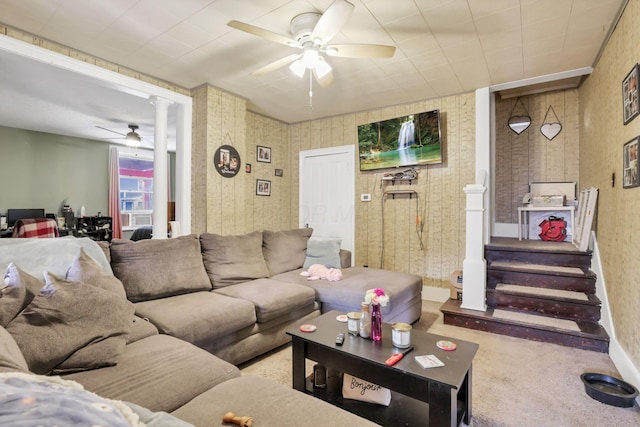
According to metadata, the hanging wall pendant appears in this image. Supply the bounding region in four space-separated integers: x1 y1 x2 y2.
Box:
540 105 562 141
508 97 531 135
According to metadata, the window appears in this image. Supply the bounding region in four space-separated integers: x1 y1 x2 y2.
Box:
119 152 154 230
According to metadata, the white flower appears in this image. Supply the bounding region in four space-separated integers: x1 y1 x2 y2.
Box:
364 288 389 307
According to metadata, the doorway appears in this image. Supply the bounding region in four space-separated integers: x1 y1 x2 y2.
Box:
299 145 355 264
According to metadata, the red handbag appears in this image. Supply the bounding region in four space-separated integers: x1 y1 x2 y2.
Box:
538 216 567 242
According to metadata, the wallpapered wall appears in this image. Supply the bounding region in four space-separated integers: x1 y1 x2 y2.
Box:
191 85 292 236
579 0 640 373
289 94 476 287
495 90 580 223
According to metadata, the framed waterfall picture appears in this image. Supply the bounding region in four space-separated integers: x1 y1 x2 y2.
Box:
623 136 639 188
358 109 442 171
622 64 639 125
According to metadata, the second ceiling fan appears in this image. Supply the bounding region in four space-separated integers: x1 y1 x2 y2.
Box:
227 0 396 88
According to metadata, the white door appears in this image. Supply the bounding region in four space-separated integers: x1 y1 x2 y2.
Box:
299 145 355 264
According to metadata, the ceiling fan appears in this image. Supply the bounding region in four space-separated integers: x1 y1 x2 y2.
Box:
96 124 143 147
227 0 396 89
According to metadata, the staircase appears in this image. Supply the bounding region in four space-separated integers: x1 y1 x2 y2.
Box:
440 237 609 352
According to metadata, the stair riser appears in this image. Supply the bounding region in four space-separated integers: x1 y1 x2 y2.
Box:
487 270 595 293
443 312 608 353
486 249 591 269
486 292 601 322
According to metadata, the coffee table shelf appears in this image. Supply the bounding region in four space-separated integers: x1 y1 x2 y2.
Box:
305 375 466 426
287 310 478 427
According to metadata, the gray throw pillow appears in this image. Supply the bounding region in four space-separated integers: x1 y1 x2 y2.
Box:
66 248 126 298
262 228 313 275
200 231 270 288
0 327 28 373
0 263 43 327
110 234 211 302
6 272 135 375
303 238 342 269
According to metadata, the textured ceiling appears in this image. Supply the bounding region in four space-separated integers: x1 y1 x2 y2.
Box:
0 0 627 146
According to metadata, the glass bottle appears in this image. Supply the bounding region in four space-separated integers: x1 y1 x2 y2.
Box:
371 303 383 342
359 302 371 338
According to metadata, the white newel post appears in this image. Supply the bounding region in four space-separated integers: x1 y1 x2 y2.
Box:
152 96 173 239
462 174 488 311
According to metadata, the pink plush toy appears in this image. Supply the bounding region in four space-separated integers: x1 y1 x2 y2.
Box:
300 264 343 282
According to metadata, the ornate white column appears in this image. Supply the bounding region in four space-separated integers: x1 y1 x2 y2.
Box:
462 173 488 311
460 87 492 311
151 96 173 239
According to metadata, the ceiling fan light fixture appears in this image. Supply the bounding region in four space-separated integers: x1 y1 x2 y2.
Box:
301 47 320 69
289 59 306 77
315 57 332 78
125 131 141 147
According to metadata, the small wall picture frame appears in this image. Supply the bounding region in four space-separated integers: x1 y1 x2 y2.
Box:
622 64 639 125
257 145 271 163
246 163 252 173
623 136 639 188
256 179 271 196
275 168 283 177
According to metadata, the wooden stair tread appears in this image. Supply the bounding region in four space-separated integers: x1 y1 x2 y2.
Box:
491 284 599 305
486 237 590 255
441 299 608 341
488 261 590 277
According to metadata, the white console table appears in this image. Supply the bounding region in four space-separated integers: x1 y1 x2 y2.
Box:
517 205 575 242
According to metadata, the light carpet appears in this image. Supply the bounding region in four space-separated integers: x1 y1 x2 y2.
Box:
239 300 640 427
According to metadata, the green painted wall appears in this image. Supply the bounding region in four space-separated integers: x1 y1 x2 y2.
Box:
0 126 109 218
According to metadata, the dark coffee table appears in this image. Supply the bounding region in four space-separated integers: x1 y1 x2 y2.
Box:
286 310 478 426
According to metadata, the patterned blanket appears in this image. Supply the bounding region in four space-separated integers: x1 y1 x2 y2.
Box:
0 372 194 426
11 218 59 238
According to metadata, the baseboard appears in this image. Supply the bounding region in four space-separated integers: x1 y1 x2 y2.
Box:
421 286 450 302
609 338 640 404
591 231 640 402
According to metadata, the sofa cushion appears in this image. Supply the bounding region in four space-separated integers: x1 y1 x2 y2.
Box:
127 315 159 344
214 278 316 323
65 248 126 298
64 334 241 413
303 237 342 269
0 327 28 373
171 375 378 427
110 234 212 302
133 291 257 347
262 228 313 275
0 263 43 327
200 231 269 288
6 272 135 375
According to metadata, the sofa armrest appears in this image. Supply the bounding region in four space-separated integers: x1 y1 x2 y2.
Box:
339 250 351 268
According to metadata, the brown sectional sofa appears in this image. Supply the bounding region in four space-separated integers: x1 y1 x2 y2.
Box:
0 229 422 426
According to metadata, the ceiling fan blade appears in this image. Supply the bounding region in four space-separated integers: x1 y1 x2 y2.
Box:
311 0 355 45
96 125 125 137
313 68 334 88
251 53 301 76
326 43 396 58
227 20 298 47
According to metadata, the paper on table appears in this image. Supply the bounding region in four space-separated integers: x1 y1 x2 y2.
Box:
415 354 444 369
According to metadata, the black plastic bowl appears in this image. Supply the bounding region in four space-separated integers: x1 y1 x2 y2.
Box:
581 372 639 408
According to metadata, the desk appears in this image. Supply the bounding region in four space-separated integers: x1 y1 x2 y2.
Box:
518 205 575 242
